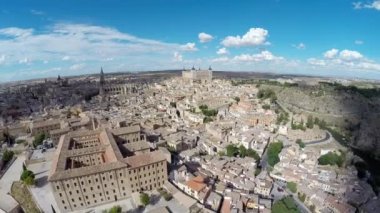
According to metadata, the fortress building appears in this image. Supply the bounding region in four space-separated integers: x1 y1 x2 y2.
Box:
98 67 140 96
48 126 167 211
182 66 213 84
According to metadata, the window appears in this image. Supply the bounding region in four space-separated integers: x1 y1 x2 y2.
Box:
86 196 88 199
89 180 91 184
59 193 62 197
113 189 116 193
90 187 93 191
120 173 122 177
62 200 65 204
95 178 98 182
79 197 82 201
121 180 123 184
87 201 90 205
74 182 77 187
83 188 86 192
71 198 74 202
93 194 95 198
97 185 100 189
76 190 79 193
110 175 112 179
100 193 102 196
66 184 70 188
104 184 107 187
69 191 72 195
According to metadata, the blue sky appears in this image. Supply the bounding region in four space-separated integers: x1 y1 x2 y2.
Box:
0 0 380 81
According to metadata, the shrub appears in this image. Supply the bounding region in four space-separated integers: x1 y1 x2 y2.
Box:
296 139 305 148
267 141 283 167
140 192 150 206
318 151 345 167
272 197 300 213
287 182 297 193
2 150 14 163
33 133 46 148
20 169 35 186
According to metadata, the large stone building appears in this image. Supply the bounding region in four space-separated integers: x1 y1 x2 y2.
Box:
48 126 167 212
29 119 61 136
182 67 213 84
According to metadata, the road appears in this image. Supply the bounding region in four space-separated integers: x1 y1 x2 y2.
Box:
0 154 26 212
304 132 331 146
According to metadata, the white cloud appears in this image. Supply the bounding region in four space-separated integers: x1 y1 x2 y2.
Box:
180 42 198 51
198 32 213 43
69 63 85 70
355 40 364 45
293 42 306 50
353 1 380 10
18 57 30 64
0 27 33 38
307 58 326 66
0 54 5 64
62 56 71 61
221 28 269 47
324 48 339 59
173 52 183 62
30 9 44 15
310 49 380 72
216 47 228 55
339 49 363 61
0 23 187 67
211 57 229 63
233 51 283 62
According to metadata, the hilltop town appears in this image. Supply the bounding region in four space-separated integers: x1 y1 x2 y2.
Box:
0 69 380 213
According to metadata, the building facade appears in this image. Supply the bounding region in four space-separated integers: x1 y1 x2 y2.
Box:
49 126 167 212
182 67 213 84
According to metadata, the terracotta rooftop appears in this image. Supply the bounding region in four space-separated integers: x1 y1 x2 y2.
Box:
186 176 207 192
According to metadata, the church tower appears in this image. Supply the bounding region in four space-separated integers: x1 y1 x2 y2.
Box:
99 67 105 97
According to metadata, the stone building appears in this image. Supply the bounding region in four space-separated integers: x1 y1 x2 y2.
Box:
48 126 167 212
30 119 61 136
182 67 213 84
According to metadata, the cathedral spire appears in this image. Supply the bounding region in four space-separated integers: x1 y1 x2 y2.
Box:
99 67 105 85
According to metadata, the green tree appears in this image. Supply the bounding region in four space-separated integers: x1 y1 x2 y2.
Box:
272 197 300 213
226 144 239 157
234 97 240 103
2 150 14 163
246 148 260 161
318 151 345 167
267 141 283 167
306 115 314 129
108 205 122 213
140 193 150 206
287 182 297 193
239 145 247 157
20 169 35 186
262 104 270 110
33 132 46 147
203 116 213 123
296 139 305 148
